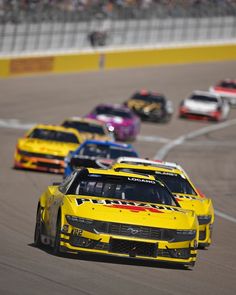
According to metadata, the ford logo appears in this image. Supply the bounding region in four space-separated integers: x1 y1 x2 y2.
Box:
127 227 140 235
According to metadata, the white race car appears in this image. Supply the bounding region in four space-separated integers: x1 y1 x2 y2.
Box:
179 90 230 122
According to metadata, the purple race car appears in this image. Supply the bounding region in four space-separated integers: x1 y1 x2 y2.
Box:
85 104 141 141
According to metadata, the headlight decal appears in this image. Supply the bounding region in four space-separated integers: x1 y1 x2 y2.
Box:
197 215 212 225
66 215 196 242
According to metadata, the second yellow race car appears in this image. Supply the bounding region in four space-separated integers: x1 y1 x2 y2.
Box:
111 158 214 248
34 168 198 268
61 117 114 142
14 124 83 174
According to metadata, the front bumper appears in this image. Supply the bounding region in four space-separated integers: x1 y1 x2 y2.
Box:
198 223 213 247
14 152 65 174
58 225 197 266
179 110 221 121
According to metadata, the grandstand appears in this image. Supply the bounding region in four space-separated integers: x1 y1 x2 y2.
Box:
0 0 235 54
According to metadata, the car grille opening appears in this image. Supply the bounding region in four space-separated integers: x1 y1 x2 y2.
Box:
69 236 108 250
109 238 157 258
37 162 63 169
199 230 206 241
158 248 191 259
107 223 162 240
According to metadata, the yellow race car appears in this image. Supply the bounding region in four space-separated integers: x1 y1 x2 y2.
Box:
14 124 83 174
61 117 114 142
111 158 214 248
34 168 198 268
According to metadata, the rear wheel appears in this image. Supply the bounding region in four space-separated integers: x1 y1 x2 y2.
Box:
34 205 43 247
53 213 62 256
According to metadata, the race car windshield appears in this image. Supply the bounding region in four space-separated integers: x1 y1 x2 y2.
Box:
115 168 196 195
218 81 236 89
29 128 80 143
63 121 105 135
78 144 137 159
95 107 132 118
70 175 176 206
155 173 197 195
132 93 165 103
190 95 218 103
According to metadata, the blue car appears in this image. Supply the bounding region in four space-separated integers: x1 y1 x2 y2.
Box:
64 139 139 177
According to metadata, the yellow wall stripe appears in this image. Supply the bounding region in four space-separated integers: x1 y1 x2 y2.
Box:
0 44 235 78
53 53 100 74
0 58 10 77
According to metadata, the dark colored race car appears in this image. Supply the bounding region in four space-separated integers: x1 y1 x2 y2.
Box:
64 139 139 177
124 90 173 123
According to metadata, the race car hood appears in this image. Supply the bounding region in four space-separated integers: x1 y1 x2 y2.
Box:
66 196 197 230
184 99 217 113
128 99 162 112
174 193 213 217
94 114 135 127
17 138 79 157
70 155 114 169
212 86 236 95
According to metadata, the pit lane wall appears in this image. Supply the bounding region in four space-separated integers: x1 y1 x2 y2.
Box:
0 43 236 78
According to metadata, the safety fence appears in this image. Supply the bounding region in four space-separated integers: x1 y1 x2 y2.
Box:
0 2 236 55
1 2 236 77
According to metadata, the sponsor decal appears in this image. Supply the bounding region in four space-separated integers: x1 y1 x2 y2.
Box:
174 195 197 201
127 177 156 184
155 171 177 176
76 198 182 213
10 57 54 74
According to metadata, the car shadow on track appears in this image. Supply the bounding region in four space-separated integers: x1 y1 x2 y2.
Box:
12 166 63 176
28 243 192 271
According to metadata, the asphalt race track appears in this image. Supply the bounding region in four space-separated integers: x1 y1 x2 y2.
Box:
0 61 236 295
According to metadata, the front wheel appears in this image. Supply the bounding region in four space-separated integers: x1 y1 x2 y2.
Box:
34 205 43 247
53 214 62 256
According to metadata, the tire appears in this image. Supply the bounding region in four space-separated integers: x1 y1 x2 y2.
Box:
184 261 195 269
34 205 43 247
53 213 62 256
198 243 209 250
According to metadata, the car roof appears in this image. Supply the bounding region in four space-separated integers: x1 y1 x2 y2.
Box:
112 162 184 176
190 90 221 99
63 117 105 126
219 78 236 84
95 103 131 111
28 124 83 141
85 167 157 181
31 124 81 134
132 90 164 98
81 139 134 149
116 156 186 171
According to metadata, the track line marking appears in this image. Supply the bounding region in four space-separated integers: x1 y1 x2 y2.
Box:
0 119 35 130
138 135 170 143
1 117 236 223
155 118 236 160
154 118 236 224
214 210 236 223
0 118 172 144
